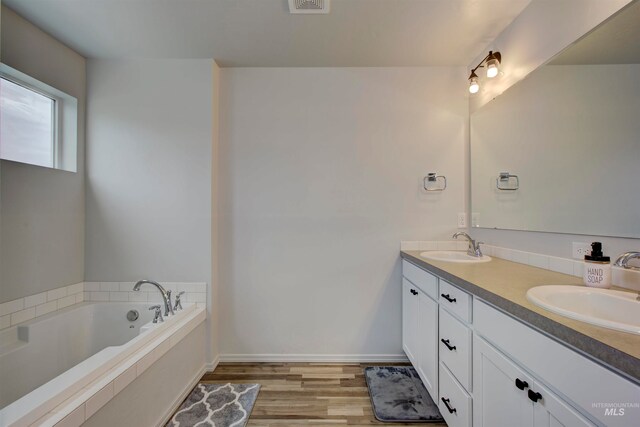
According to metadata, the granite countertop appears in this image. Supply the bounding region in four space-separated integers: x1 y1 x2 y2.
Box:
400 250 640 384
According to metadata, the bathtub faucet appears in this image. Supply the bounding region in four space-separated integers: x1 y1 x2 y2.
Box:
133 279 175 317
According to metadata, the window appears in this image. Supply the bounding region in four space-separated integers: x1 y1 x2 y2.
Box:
0 64 77 172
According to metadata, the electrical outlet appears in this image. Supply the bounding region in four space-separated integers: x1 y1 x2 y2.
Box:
572 242 590 259
457 213 467 229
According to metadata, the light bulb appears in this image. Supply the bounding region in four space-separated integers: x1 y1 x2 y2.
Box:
469 77 479 94
486 58 499 78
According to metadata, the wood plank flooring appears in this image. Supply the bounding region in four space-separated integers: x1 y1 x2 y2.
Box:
197 362 447 426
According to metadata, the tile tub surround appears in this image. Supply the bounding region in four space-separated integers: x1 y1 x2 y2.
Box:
0 282 207 331
400 250 640 383
83 282 207 305
0 283 84 331
401 241 640 291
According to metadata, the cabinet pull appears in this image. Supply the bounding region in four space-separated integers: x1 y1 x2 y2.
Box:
515 378 529 390
441 397 457 414
410 289 418 295
441 338 456 351
528 390 542 403
441 293 456 303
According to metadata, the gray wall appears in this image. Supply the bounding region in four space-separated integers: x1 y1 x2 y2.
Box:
0 6 86 303
219 67 468 357
85 59 213 286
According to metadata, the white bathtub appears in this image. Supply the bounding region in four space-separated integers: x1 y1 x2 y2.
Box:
0 302 202 426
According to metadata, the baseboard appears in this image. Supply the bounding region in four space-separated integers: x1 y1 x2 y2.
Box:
205 355 220 372
156 363 207 426
218 354 409 363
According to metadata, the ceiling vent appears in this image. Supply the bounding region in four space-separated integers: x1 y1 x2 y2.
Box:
288 0 330 14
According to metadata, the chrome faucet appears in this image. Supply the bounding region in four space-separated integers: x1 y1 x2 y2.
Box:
452 232 484 257
613 252 640 271
133 279 174 317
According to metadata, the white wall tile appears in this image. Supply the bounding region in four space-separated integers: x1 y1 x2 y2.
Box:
47 287 67 302
493 247 512 261
437 241 458 251
36 301 58 317
511 250 529 265
186 293 206 303
84 282 100 292
455 240 469 251
528 253 550 270
400 241 420 251
24 292 47 308
58 295 77 309
99 282 120 292
90 292 110 302
11 307 35 325
109 292 129 302
53 404 85 427
119 282 136 292
114 365 137 394
66 283 84 295
75 293 84 303
549 256 574 275
85 383 114 419
128 291 148 302
573 261 585 278
0 298 25 316
0 315 10 329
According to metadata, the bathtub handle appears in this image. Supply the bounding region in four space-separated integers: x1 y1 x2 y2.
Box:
149 305 164 323
174 291 185 311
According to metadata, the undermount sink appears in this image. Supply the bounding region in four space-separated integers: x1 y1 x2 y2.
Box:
526 285 640 335
419 250 492 263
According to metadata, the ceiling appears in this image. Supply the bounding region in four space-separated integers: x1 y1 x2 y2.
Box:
550 0 640 65
3 0 531 67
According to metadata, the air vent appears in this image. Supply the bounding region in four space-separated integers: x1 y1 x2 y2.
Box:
288 0 330 14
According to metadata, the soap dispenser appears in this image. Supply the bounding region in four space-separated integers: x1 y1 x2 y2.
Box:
583 242 611 288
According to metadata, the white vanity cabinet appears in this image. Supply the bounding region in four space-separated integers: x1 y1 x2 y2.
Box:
401 257 640 427
401 261 439 400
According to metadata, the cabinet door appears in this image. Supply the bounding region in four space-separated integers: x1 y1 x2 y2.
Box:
531 381 594 427
417 291 438 399
402 279 419 364
473 335 534 427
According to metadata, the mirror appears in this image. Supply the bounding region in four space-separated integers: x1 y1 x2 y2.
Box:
470 1 640 239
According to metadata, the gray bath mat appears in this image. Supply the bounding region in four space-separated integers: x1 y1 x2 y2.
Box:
166 383 260 427
364 366 443 423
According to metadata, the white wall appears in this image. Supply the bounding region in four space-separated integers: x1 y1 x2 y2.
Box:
85 59 217 360
219 67 467 358
467 0 639 259
0 6 86 303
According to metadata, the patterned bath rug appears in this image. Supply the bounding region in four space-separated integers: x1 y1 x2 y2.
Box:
166 383 260 427
364 366 443 423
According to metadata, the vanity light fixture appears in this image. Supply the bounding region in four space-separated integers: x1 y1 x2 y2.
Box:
468 50 502 93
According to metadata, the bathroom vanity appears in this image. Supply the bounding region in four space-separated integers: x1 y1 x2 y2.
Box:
400 251 640 427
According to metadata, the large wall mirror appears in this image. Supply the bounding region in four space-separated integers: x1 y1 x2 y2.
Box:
470 1 640 239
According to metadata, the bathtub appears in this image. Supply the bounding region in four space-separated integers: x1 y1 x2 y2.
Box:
0 301 204 426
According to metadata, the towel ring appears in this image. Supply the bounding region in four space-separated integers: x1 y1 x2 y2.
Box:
424 173 447 191
496 172 519 191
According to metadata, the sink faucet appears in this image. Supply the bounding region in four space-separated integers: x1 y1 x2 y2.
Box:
613 252 640 271
452 232 484 257
133 279 174 317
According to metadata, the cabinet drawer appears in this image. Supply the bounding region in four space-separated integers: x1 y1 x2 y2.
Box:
402 260 438 299
439 280 472 323
439 362 472 427
439 307 472 391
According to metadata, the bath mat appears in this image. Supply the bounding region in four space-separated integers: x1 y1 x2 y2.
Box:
166 383 260 427
364 366 443 423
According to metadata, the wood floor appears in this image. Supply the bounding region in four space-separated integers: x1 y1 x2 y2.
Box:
198 362 447 426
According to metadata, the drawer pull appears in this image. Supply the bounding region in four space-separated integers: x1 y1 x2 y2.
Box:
441 293 457 303
528 390 542 403
515 378 529 390
441 397 457 414
410 289 418 295
441 338 456 351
